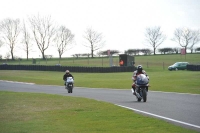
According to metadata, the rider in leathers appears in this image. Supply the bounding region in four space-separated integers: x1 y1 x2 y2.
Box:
63 70 74 86
131 65 149 95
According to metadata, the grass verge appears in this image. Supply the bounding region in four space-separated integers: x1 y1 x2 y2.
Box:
0 91 198 133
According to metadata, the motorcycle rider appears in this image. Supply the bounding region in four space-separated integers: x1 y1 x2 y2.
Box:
63 70 74 86
131 65 149 95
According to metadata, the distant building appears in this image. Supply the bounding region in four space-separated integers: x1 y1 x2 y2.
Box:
119 54 135 67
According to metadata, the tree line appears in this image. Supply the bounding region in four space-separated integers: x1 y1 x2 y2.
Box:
0 15 200 60
0 14 105 60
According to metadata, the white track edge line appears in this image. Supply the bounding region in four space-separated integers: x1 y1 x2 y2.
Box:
116 104 200 129
0 80 34 85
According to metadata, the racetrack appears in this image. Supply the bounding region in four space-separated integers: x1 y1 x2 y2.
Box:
0 80 200 132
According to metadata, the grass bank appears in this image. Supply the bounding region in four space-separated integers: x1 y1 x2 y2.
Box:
1 54 200 69
0 91 198 133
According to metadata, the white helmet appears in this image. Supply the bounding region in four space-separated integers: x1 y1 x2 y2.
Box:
65 70 70 73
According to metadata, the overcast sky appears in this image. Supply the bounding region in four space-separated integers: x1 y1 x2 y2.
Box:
0 0 200 58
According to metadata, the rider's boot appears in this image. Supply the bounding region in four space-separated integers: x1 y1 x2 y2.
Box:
131 87 136 95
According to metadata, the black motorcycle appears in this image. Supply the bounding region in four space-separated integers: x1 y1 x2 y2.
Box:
134 74 149 102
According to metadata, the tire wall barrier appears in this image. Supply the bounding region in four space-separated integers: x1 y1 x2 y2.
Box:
0 65 137 73
187 64 200 71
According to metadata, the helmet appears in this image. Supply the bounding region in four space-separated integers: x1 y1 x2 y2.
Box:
65 70 70 74
137 65 143 73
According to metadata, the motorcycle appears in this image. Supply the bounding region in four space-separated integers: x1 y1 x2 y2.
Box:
132 74 149 102
65 77 74 93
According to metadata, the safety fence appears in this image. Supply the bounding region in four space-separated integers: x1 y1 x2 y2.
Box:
187 64 200 71
0 64 199 72
0 65 136 73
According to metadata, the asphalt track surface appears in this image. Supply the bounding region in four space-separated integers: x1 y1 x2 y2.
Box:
0 80 200 132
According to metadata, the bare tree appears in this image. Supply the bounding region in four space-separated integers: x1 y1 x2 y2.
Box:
4 52 10 60
83 28 105 58
145 26 166 55
0 40 3 60
189 30 200 53
54 26 74 59
72 54 81 58
0 40 3 49
173 47 179 54
29 15 55 59
158 48 174 54
140 48 152 55
125 49 140 55
0 40 3 46
21 20 32 60
0 18 21 60
172 28 200 54
81 53 91 58
98 50 120 56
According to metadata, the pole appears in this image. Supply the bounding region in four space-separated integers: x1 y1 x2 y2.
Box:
163 62 164 70
102 57 103 67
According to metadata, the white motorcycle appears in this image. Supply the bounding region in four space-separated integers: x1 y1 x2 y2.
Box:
132 74 149 102
65 77 74 93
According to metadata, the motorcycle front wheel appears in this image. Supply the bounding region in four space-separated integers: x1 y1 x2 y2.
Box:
68 86 73 93
142 89 147 102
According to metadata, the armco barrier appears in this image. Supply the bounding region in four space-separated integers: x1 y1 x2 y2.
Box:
187 64 200 71
0 65 136 73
